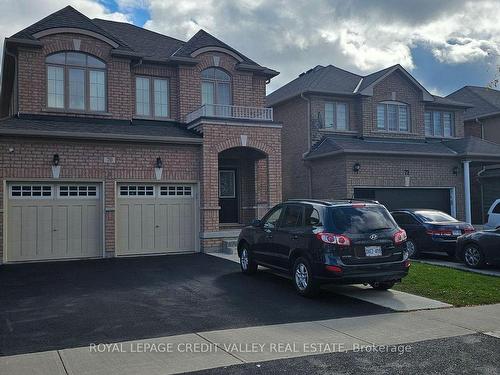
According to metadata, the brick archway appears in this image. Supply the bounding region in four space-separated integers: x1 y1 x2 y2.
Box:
198 123 282 252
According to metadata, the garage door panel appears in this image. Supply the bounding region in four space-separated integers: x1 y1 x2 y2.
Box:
116 184 197 256
37 206 53 259
6 183 102 262
21 206 38 259
354 188 452 214
68 205 83 255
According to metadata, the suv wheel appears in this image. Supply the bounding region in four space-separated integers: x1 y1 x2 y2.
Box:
293 257 319 297
240 246 258 275
463 244 485 269
406 239 419 258
370 281 396 290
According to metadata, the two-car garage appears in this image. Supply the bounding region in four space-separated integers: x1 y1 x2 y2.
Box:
4 182 198 263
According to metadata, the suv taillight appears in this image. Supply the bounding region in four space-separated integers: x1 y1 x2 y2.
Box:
393 229 407 244
316 232 351 246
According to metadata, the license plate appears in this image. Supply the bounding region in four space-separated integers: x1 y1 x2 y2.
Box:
452 230 461 236
365 246 382 257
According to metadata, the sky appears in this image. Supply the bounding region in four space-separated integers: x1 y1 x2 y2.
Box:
1 0 500 96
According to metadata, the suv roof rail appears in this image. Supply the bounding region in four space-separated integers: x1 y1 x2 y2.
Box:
285 198 334 206
285 198 379 205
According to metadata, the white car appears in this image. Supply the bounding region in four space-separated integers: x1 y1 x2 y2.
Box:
484 199 500 229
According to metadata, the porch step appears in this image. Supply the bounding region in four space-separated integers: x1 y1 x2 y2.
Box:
222 238 238 254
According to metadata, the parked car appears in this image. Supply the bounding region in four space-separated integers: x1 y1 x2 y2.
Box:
457 228 500 268
237 199 410 297
391 209 474 258
484 199 500 229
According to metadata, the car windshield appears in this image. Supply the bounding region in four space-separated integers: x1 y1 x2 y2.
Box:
415 210 457 223
330 205 397 234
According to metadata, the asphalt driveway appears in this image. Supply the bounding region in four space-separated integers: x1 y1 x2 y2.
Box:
0 254 389 356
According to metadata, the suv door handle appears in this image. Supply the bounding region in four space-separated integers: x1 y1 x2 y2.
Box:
266 235 273 239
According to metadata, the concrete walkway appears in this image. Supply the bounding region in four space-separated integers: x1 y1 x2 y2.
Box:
209 253 452 311
417 259 500 277
1 304 498 375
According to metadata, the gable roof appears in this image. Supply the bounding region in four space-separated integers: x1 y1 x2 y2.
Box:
267 64 440 106
266 65 362 106
447 86 500 120
11 6 127 48
5 6 277 76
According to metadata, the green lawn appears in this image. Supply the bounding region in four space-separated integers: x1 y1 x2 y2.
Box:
393 261 500 307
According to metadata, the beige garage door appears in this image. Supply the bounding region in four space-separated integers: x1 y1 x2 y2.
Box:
116 184 197 256
6 183 102 262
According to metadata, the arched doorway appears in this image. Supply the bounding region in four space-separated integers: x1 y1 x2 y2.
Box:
218 146 268 225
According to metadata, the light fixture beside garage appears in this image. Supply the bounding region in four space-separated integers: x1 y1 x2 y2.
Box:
155 157 163 180
52 154 61 179
453 166 459 175
353 163 361 173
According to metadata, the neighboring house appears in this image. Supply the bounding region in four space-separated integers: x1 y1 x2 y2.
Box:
267 64 500 224
0 6 281 264
447 86 500 223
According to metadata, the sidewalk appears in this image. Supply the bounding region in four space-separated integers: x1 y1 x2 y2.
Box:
2 304 499 375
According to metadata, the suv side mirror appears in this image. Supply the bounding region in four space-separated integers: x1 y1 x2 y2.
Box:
252 219 262 227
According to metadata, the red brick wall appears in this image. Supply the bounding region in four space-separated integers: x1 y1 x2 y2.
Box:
15 34 268 123
0 137 201 261
178 52 268 121
18 33 132 119
272 96 309 199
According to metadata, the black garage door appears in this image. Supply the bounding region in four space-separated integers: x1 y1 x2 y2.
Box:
354 188 451 214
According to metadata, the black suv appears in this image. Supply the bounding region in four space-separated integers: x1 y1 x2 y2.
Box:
237 199 410 297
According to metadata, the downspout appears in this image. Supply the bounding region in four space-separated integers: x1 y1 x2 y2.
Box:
300 92 312 197
4 47 18 116
475 118 484 139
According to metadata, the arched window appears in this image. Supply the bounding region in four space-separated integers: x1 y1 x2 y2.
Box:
201 68 231 107
46 52 106 112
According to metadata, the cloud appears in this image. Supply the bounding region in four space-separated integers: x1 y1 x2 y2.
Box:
2 0 500 94
138 0 500 92
0 0 131 72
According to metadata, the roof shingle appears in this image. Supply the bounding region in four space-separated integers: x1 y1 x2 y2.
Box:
447 86 500 120
0 115 202 142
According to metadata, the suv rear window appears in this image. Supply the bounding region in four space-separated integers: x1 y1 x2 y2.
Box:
329 205 397 234
415 210 457 222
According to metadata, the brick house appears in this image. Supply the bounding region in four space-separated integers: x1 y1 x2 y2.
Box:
267 64 500 224
0 6 281 263
447 86 500 223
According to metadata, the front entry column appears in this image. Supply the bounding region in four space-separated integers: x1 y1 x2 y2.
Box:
463 160 472 224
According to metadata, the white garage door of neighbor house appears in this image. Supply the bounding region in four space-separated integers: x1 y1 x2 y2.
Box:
116 184 197 256
6 183 103 262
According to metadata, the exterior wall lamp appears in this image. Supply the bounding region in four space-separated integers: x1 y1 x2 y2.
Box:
353 163 361 173
52 154 61 178
155 157 163 180
453 166 459 175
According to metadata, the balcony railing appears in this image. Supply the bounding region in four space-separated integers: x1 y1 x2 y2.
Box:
186 104 273 123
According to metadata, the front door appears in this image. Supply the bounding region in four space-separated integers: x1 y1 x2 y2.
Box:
219 169 238 223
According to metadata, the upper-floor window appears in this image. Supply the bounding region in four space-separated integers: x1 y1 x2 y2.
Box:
201 68 231 106
425 111 454 137
135 77 170 118
324 102 348 130
46 52 106 112
376 101 409 132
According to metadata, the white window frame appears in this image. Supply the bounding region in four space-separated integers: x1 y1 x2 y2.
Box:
376 101 410 132
119 185 155 198
158 185 193 198
58 185 99 199
9 185 53 199
324 102 349 130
